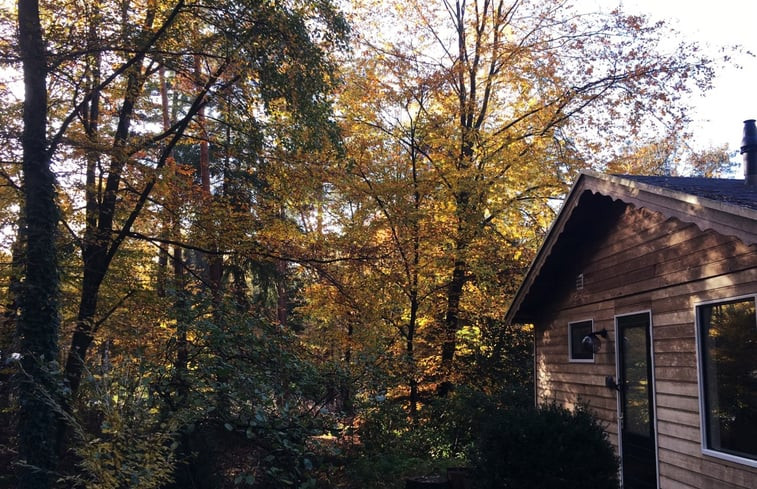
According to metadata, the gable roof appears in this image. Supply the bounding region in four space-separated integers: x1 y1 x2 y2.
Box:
505 171 757 325
618 174 757 211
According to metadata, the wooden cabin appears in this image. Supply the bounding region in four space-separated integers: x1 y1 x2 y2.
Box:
505 170 757 489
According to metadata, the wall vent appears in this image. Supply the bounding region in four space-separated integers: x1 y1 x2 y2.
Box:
576 273 584 290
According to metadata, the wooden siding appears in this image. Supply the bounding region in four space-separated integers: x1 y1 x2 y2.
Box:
535 204 757 489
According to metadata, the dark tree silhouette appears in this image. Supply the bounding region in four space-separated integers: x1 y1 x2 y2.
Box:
16 0 61 487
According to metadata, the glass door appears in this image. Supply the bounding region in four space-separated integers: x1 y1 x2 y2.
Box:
617 312 657 489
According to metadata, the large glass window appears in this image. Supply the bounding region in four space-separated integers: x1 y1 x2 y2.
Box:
569 320 593 361
697 296 757 465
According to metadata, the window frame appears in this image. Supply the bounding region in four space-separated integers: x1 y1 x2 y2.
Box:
694 294 757 469
568 319 595 363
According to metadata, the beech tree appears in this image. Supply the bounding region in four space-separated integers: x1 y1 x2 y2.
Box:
4 0 348 480
321 0 715 397
0 0 729 484
687 144 736 177
9 0 348 399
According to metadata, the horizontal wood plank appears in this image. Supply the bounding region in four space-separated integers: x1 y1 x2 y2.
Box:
656 407 700 428
659 448 757 488
536 205 757 489
655 393 699 412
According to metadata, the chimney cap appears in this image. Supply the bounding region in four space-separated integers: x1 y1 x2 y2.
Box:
741 119 757 154
743 120 757 185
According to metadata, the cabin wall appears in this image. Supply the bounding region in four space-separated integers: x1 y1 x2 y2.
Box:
535 204 757 488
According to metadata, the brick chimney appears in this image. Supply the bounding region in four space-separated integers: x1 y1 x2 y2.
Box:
741 119 757 185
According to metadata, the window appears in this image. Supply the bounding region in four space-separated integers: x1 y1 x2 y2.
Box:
569 320 594 362
697 296 757 467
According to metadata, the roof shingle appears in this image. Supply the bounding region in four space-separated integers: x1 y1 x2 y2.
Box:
617 175 757 211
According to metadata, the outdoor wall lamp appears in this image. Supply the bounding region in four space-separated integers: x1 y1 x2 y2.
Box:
581 328 608 354
605 376 622 392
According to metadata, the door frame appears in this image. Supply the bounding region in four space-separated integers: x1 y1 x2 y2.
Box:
614 310 660 489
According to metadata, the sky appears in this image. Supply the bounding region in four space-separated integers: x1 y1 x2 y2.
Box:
587 0 757 172
1 0 755 172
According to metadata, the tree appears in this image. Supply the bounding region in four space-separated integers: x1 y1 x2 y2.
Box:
0 0 726 484
25 0 349 400
605 138 679 176
605 139 736 177
16 0 60 486
687 144 736 178
61 0 226 400
333 62 459 411
1 2 348 481
319 0 714 398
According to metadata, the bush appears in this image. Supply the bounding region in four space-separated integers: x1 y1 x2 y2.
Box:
345 390 616 489
473 402 619 489
72 366 177 489
346 401 467 489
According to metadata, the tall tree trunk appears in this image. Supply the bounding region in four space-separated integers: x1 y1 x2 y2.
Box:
172 244 189 396
439 0 489 373
196 54 211 196
195 54 223 300
408 130 422 412
407 295 419 415
442 254 466 365
16 1 60 487
276 256 288 327
63 3 173 399
157 66 172 297
340 322 354 414
64 59 146 396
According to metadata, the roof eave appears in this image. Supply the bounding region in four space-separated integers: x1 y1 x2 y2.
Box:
504 171 594 325
590 172 757 245
505 171 757 326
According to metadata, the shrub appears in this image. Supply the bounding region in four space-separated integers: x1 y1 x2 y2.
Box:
345 390 617 489
346 400 468 489
472 402 619 489
72 366 177 489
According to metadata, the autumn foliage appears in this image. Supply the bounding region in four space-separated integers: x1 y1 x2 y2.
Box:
0 0 724 487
